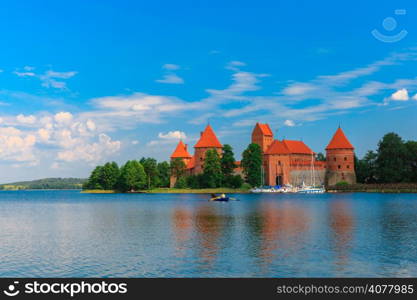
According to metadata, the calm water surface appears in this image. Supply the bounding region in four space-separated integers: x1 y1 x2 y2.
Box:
0 191 416 277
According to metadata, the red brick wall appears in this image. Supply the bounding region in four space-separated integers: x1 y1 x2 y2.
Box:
252 127 273 152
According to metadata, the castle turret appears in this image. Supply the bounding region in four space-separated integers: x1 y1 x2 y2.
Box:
170 140 192 187
325 127 356 186
193 124 222 174
251 122 273 152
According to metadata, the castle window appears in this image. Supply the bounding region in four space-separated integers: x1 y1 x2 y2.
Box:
338 165 341 169
334 157 336 162
344 157 347 161
278 161 281 165
347 165 350 169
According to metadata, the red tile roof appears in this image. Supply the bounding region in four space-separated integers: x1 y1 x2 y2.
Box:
265 139 313 155
170 140 192 158
265 140 290 155
194 124 222 148
257 123 273 136
283 140 314 154
326 127 354 150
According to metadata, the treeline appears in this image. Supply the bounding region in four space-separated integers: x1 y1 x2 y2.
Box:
83 159 170 192
0 178 86 190
84 143 264 192
355 132 417 184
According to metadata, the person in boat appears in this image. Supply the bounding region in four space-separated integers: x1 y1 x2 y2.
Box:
210 193 228 201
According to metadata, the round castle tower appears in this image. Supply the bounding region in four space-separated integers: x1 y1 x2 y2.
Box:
325 127 356 186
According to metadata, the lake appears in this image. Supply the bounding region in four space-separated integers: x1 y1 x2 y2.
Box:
0 190 416 277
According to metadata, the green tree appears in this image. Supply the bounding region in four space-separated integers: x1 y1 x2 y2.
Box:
221 144 236 177
405 141 417 182
228 174 244 188
84 166 104 189
376 133 408 183
316 152 326 161
170 158 186 181
355 151 378 183
117 160 146 192
140 157 159 189
157 161 170 187
203 149 222 188
100 162 120 190
241 143 263 187
174 176 188 188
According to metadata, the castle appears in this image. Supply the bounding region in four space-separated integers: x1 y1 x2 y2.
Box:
169 123 356 187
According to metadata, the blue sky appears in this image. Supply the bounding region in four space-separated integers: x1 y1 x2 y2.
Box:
0 0 417 182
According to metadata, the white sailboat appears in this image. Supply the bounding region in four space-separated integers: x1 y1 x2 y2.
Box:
297 154 325 194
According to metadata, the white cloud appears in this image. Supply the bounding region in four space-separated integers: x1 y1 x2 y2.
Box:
0 127 38 164
158 131 186 140
147 131 187 147
13 71 36 77
57 133 120 163
40 70 77 89
16 114 36 124
413 94 417 100
156 73 184 84
284 120 295 127
163 64 180 70
391 88 409 101
132 140 139 145
54 112 73 124
38 128 50 142
282 83 317 96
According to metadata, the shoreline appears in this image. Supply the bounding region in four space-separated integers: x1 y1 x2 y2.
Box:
82 188 251 194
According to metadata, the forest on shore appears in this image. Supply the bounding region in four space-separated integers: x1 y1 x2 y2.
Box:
83 144 263 192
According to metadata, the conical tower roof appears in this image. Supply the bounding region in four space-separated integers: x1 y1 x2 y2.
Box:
194 125 222 148
170 140 192 158
326 127 354 150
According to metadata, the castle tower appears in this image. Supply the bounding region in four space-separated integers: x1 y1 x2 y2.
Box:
325 127 356 186
193 124 222 174
170 140 192 187
251 123 273 152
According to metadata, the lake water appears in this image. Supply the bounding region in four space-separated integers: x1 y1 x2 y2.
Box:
0 190 416 277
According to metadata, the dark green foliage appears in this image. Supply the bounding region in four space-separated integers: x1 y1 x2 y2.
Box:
84 166 104 189
157 161 170 187
100 162 120 190
376 133 409 183
405 141 417 182
241 143 263 187
170 158 186 181
117 160 146 192
226 174 244 188
186 175 201 189
315 152 326 161
140 157 159 189
174 176 188 188
355 151 378 183
221 144 236 177
356 133 417 184
203 149 222 188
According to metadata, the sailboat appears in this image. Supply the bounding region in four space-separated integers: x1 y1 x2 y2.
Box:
297 154 325 194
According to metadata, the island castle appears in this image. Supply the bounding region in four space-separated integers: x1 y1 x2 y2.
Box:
170 123 356 187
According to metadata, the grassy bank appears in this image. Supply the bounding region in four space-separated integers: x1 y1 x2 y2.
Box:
82 188 250 194
81 189 118 193
328 183 417 193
